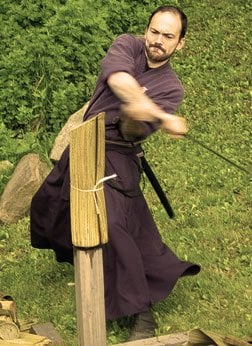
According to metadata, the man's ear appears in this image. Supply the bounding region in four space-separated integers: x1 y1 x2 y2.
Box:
176 37 185 51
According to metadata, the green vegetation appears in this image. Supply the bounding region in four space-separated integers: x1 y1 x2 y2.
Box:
0 0 251 345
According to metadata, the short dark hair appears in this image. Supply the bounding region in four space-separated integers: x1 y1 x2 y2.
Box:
147 5 187 39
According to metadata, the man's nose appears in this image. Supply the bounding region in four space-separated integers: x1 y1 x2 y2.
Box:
156 34 163 44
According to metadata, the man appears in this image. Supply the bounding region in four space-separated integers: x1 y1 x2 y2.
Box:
30 5 200 341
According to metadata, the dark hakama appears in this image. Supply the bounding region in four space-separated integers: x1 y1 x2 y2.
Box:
31 143 200 320
30 34 200 320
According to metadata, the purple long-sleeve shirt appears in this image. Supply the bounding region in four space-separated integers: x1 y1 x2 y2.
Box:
84 34 184 140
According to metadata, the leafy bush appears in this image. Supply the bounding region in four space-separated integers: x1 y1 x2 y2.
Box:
1 0 250 172
0 0 174 187
0 0 113 134
0 0 169 136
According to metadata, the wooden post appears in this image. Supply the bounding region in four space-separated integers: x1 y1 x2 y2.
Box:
74 249 106 346
69 113 108 346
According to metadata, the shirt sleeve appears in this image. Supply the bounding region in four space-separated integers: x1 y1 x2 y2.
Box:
139 83 184 138
100 34 140 81
155 86 184 114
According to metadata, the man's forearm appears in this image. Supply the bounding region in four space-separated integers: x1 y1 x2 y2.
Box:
107 71 188 136
107 72 144 103
107 72 168 122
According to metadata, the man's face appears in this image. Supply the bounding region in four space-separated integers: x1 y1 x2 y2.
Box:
145 11 185 67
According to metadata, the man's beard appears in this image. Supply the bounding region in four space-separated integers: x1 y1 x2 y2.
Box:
145 44 175 63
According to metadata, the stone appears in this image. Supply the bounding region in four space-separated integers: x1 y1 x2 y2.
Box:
0 153 50 224
30 322 66 345
50 102 89 162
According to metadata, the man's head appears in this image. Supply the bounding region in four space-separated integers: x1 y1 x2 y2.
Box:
145 5 187 67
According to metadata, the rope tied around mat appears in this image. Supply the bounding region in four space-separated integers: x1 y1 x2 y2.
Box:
71 173 117 214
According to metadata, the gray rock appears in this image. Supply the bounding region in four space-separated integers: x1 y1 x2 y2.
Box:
50 103 89 162
0 153 50 224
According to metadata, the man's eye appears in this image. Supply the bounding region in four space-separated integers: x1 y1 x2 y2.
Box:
165 35 174 39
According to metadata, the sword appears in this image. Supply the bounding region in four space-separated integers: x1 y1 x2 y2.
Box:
141 155 175 218
185 134 251 175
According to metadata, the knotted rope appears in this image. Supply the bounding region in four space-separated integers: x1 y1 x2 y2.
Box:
71 173 117 214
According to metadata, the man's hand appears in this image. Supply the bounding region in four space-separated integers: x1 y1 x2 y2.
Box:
160 113 188 138
121 101 188 138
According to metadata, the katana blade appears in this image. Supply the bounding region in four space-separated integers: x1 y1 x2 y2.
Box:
185 134 251 175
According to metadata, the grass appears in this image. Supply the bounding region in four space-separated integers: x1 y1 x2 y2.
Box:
0 0 251 345
142 131 251 338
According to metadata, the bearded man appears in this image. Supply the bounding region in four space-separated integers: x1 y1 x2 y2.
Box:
30 5 200 341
